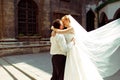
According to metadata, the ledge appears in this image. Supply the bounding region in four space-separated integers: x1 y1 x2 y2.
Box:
17 36 41 41
0 41 50 50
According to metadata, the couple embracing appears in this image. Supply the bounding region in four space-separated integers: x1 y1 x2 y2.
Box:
50 15 120 80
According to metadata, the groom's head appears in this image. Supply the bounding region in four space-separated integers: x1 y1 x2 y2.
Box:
52 19 64 30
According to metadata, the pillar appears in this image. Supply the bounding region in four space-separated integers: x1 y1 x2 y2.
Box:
1 0 16 41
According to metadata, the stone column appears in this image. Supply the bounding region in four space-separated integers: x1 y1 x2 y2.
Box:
1 0 16 41
43 0 51 38
81 0 87 29
94 12 98 29
0 0 3 39
38 0 51 39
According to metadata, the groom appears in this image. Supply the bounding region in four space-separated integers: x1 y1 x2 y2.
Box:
50 19 73 80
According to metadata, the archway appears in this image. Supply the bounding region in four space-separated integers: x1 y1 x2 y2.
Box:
99 12 108 27
114 8 120 20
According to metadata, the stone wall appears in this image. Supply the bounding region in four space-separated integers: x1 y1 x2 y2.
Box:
16 0 51 38
50 0 82 27
0 41 50 57
0 0 3 39
0 46 50 57
1 0 15 40
0 0 86 56
37 0 51 38
1 0 83 40
0 0 51 56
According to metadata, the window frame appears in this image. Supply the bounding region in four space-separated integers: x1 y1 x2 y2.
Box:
18 0 38 36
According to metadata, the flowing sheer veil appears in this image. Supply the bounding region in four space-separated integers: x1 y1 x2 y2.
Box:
68 15 120 78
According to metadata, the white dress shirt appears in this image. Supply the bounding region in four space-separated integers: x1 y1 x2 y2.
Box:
50 33 73 56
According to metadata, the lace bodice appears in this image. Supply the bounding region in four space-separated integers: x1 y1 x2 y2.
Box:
64 34 74 44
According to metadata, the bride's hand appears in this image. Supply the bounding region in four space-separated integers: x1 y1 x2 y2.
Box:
51 26 54 30
51 26 74 34
71 37 75 45
51 26 58 32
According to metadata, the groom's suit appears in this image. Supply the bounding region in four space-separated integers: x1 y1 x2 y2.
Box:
50 33 73 80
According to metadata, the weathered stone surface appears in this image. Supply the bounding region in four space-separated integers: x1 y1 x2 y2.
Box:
0 0 3 39
0 0 81 56
0 42 50 56
1 0 15 39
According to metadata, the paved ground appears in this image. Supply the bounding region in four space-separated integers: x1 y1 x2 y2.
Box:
0 51 120 80
0 52 52 80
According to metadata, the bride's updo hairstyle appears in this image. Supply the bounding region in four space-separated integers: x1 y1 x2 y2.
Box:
61 15 70 27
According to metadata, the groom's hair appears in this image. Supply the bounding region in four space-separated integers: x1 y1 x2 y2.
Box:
52 19 61 29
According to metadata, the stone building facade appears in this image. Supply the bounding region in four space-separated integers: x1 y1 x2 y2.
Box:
0 0 51 40
0 0 82 56
0 0 51 56
0 0 120 56
84 0 120 31
50 0 82 23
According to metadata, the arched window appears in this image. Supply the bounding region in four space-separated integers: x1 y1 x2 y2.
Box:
99 12 108 27
18 0 38 36
86 9 95 31
114 8 120 20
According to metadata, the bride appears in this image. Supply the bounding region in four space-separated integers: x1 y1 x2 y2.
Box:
51 15 120 80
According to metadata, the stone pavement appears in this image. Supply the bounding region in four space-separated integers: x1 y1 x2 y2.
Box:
0 52 52 80
0 52 120 80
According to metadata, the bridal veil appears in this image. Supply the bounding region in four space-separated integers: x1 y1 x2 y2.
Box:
68 15 120 78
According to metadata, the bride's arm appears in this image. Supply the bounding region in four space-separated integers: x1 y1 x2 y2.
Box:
53 27 74 34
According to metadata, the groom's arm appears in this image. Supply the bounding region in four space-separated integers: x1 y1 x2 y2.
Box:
57 34 74 53
56 34 68 53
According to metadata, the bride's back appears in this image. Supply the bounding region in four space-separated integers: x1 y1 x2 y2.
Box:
64 34 74 44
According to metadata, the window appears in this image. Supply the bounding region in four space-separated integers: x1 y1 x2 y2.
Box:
18 0 38 36
114 8 120 19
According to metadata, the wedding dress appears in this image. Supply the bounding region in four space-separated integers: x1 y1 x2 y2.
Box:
64 15 120 80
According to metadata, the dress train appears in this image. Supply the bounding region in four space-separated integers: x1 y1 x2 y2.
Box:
64 15 120 79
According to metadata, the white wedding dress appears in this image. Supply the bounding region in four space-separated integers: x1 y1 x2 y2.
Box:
64 15 120 80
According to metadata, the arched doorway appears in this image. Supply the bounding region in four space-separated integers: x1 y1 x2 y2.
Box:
18 0 38 36
86 9 95 31
99 12 108 27
114 8 120 20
